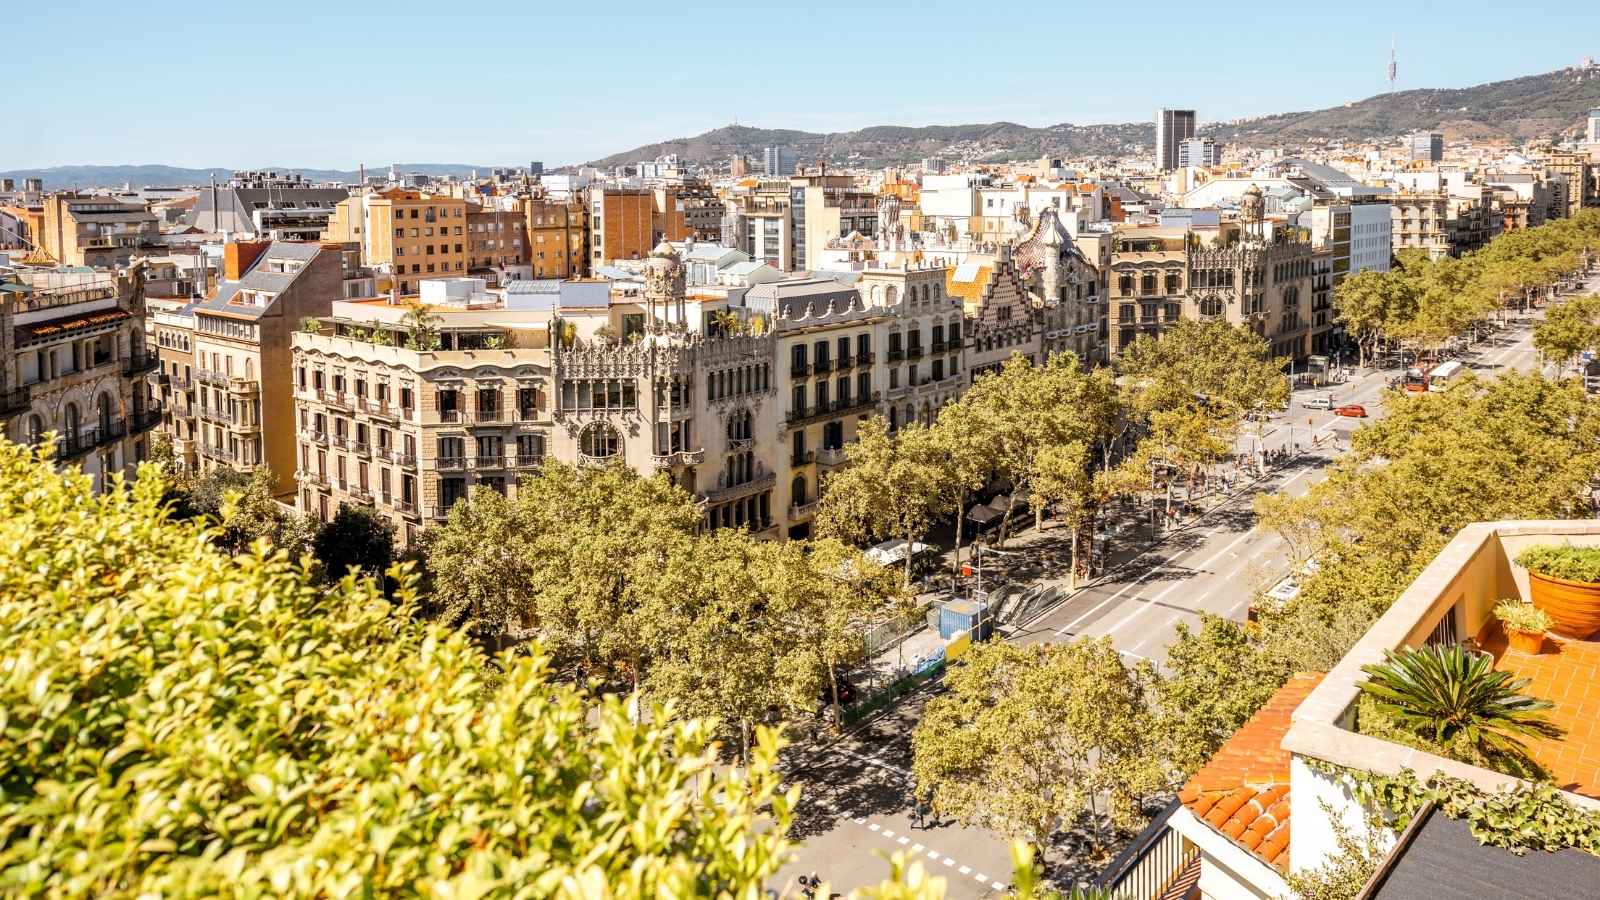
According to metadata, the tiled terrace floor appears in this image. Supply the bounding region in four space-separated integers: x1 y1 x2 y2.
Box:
1481 625 1600 797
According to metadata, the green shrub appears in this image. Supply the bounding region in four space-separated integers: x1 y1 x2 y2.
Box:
1516 543 1600 582
0 441 797 897
1494 598 1554 633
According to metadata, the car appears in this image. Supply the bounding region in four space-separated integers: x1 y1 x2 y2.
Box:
1302 396 1333 410
1334 404 1367 418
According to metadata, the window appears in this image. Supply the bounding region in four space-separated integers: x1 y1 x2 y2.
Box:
579 422 621 459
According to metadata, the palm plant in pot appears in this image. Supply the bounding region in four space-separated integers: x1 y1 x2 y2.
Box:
1515 544 1600 638
1359 644 1563 771
1494 599 1552 654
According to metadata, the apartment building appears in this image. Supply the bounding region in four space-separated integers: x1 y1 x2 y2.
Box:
1012 208 1105 363
291 245 972 546
589 188 656 266
791 172 879 273
324 190 470 292
189 241 342 498
151 303 199 470
1538 148 1598 217
39 195 161 267
465 207 528 284
1109 214 1320 360
523 189 588 278
0 264 160 491
185 171 348 237
654 181 724 244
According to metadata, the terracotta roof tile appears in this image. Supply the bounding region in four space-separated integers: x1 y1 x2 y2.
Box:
1179 672 1324 872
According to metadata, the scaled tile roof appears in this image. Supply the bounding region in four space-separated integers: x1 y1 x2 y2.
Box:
1177 671 1325 872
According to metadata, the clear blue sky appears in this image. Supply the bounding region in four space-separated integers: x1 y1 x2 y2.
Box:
10 1 1598 169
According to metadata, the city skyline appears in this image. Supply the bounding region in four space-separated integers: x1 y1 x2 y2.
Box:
8 1 1598 169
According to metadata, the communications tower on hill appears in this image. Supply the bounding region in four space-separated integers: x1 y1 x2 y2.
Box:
1387 37 1398 92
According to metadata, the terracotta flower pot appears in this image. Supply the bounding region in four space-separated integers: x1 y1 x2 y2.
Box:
1527 569 1600 639
1506 627 1545 654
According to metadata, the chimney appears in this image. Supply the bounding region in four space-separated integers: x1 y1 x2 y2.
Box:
223 240 271 281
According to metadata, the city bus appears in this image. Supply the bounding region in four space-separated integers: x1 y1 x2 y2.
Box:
1426 360 1464 391
1402 366 1430 392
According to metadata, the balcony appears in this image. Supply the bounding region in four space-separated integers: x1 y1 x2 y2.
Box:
305 430 329 446
817 446 849 467
887 348 904 362
474 407 504 423
470 455 508 471
130 408 162 433
906 345 925 360
651 448 706 468
331 434 350 450
438 409 465 424
788 498 820 520
787 392 881 428
228 378 259 396
199 443 238 463
699 468 776 504
351 441 371 457
515 454 545 468
320 390 353 412
196 369 228 387
437 456 466 470
858 351 875 365
362 398 399 421
199 406 235 425
791 449 815 467
0 386 30 416
790 360 812 378
123 351 159 377
296 470 329 487
835 354 854 371
931 340 946 353
814 357 834 374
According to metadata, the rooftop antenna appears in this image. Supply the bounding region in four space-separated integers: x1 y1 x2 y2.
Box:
1387 36 1398 92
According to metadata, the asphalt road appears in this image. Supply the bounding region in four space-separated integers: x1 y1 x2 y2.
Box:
774 278 1584 897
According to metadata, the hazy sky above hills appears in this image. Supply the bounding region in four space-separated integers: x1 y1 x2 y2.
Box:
11 1 1597 169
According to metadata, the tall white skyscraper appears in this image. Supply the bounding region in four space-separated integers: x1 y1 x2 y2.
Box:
763 146 796 177
1155 109 1197 171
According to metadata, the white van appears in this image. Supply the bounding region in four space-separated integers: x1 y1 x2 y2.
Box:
1302 395 1333 410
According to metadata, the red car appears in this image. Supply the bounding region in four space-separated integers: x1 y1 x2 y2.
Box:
1334 404 1368 418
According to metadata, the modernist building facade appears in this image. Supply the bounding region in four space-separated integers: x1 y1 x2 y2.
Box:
0 264 160 490
289 245 984 546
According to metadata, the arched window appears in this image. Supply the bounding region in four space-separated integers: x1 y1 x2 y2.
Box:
885 286 898 306
579 422 620 460
1200 297 1223 318
727 408 752 441
63 403 81 441
27 415 44 446
791 475 808 506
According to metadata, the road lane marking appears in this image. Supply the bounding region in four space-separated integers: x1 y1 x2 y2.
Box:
975 874 989 884
942 857 955 867
959 865 972 875
898 836 909 845
868 823 880 832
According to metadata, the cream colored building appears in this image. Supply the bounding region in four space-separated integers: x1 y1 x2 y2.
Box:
290 245 972 546
190 241 343 498
0 264 160 491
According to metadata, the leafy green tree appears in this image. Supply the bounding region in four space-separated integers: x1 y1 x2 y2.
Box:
0 439 805 898
1157 616 1290 776
959 352 1119 544
1360 644 1563 768
1533 294 1600 370
165 464 312 557
312 502 397 582
1117 318 1287 422
400 297 441 350
1335 268 1419 366
911 639 1164 859
425 461 699 681
930 397 999 582
816 417 947 582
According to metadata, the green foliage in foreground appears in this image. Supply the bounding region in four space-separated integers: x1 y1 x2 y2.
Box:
1516 542 1600 583
0 441 800 897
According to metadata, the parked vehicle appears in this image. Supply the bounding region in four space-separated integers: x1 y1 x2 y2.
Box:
1334 404 1368 418
1427 360 1464 391
1302 395 1333 411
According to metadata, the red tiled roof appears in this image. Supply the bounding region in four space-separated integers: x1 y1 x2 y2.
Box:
1176 672 1324 872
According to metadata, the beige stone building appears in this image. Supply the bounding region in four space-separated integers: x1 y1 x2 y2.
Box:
290 245 972 546
190 241 343 498
1108 204 1320 361
39 195 160 267
0 264 160 490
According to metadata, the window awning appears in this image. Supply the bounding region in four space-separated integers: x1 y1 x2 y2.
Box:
16 309 131 344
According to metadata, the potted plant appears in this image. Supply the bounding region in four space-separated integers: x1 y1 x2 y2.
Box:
1494 599 1552 654
1515 544 1600 638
